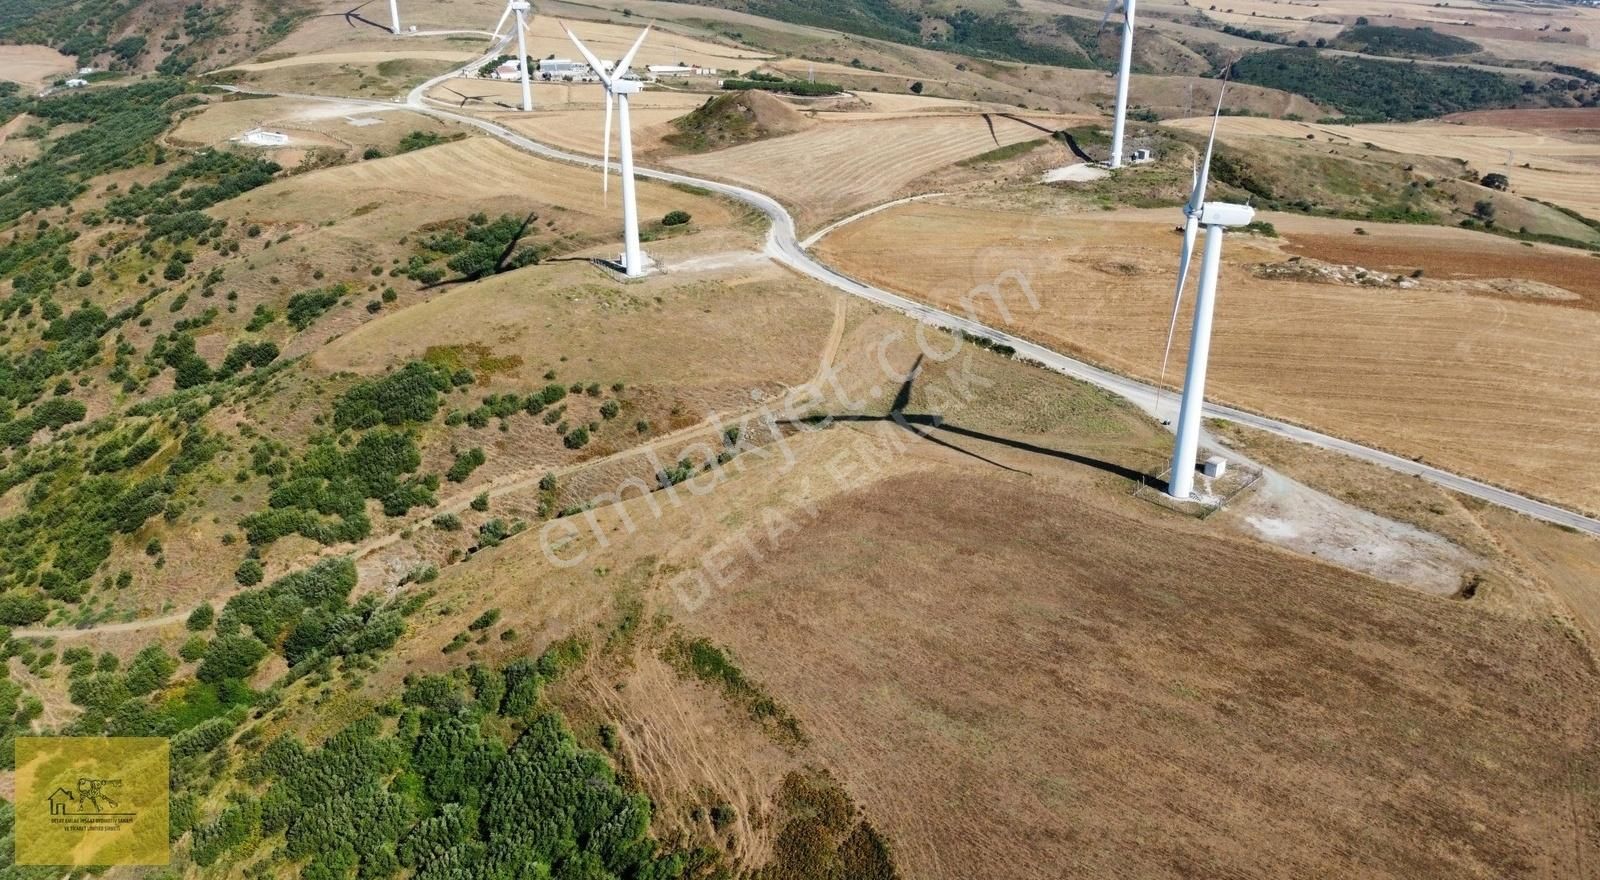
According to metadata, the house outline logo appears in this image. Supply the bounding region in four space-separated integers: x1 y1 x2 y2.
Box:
47 787 74 816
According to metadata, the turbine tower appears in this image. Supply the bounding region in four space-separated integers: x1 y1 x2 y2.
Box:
1100 0 1136 169
1163 93 1253 501
564 23 652 277
510 1 534 111
388 0 400 34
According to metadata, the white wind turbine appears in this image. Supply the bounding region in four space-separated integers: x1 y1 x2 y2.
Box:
501 1 534 111
1099 0 1136 169
388 0 400 34
564 22 652 278
1161 85 1254 501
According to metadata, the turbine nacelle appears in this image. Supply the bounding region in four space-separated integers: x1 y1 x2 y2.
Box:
610 79 645 95
1198 202 1254 228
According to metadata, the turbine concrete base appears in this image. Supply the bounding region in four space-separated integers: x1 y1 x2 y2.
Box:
589 252 658 282
1132 458 1263 520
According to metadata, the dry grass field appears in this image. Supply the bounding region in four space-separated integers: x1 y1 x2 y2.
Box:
224 47 477 72
680 464 1599 880
313 258 831 398
520 14 770 71
214 134 732 249
424 81 708 155
816 201 1600 515
1169 114 1600 221
326 303 1600 878
0 44 75 90
667 115 1043 229
166 95 463 165
1190 0 1600 73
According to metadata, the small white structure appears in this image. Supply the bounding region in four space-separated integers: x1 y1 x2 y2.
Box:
1200 456 1228 479
77 67 95 75
491 59 524 80
242 128 290 147
646 64 720 79
539 58 586 77
63 78 88 89
1130 148 1154 164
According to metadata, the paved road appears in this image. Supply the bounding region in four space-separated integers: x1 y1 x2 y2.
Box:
222 42 1600 539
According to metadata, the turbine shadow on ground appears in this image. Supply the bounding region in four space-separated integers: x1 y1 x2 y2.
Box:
785 355 1160 486
982 113 1100 164
314 0 391 33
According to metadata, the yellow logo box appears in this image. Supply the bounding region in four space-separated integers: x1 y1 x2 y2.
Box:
14 736 170 866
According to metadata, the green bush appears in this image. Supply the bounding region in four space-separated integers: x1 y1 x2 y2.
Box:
186 603 215 631
661 210 691 227
333 361 451 429
234 558 264 586
446 447 486 482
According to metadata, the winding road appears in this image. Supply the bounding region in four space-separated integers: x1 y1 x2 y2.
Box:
240 37 1597 539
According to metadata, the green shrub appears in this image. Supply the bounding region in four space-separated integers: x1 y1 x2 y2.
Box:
234 558 264 586
446 447 486 482
186 603 215 631
179 634 209 662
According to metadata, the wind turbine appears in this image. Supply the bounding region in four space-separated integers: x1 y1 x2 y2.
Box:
1155 77 1228 417
564 22 652 278
1161 86 1254 501
1099 0 1136 169
388 0 400 34
500 1 535 111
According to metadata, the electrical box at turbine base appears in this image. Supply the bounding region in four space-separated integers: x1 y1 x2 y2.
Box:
1201 457 1227 479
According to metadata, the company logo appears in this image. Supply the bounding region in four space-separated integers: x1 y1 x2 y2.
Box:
15 737 169 866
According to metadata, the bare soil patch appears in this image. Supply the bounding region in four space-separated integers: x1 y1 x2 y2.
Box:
0 44 75 90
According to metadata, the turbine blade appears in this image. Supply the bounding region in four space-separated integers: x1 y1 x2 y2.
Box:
492 0 511 37
603 89 613 199
1195 76 1228 205
562 23 612 88
1098 0 1122 33
1157 216 1201 406
613 25 652 82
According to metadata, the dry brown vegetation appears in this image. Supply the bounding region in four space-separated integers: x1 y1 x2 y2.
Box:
816 201 1600 515
1169 113 1600 223
331 299 1600 878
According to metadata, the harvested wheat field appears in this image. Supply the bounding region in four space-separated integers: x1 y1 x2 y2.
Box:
519 15 771 71
675 460 1600 879
0 44 75 90
816 202 1600 514
668 115 1040 229
1169 114 1600 219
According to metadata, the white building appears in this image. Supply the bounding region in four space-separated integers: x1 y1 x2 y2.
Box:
63 78 88 89
241 128 289 147
491 59 524 80
646 64 719 78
